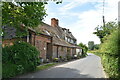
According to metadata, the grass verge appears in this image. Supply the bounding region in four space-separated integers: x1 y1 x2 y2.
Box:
87 50 102 57
36 63 57 71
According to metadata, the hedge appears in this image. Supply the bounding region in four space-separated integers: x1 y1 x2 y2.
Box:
96 29 119 79
2 41 40 78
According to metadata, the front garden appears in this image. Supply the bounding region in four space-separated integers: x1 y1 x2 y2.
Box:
2 41 87 78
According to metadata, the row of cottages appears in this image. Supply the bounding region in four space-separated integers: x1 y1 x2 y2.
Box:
2 18 82 61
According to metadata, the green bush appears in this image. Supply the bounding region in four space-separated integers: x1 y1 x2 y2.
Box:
100 30 119 56
53 58 59 62
2 41 40 78
101 54 119 78
2 63 18 78
98 29 119 79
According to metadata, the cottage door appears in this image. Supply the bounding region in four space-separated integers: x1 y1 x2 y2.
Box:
46 43 52 60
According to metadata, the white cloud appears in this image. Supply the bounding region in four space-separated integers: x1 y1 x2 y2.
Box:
44 0 119 45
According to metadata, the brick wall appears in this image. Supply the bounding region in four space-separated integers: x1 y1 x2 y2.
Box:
34 35 51 60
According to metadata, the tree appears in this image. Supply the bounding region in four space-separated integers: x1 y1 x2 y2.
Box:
2 2 47 27
2 2 47 37
2 2 62 37
78 43 88 55
88 41 94 50
93 21 118 43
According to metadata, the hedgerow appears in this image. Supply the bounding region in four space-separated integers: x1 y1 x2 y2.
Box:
99 29 119 79
2 41 40 78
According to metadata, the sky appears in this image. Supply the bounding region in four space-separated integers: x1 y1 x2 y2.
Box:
43 0 119 45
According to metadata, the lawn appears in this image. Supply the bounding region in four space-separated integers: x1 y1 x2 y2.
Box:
36 63 57 71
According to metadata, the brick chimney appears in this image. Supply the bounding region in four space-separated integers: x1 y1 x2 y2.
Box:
51 18 59 27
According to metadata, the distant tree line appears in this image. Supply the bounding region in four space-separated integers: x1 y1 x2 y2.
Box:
88 41 100 50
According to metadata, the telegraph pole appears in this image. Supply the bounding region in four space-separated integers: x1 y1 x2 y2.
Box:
103 0 105 27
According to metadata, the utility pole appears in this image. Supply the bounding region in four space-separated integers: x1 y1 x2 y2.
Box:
103 0 105 27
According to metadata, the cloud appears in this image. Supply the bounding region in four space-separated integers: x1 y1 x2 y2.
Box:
62 10 102 45
44 0 119 45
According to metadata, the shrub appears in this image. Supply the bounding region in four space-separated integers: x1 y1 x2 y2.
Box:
2 41 40 78
59 56 62 60
53 58 59 62
98 29 119 79
59 56 62 61
62 57 67 62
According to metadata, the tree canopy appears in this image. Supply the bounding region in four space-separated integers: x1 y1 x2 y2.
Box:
2 2 47 28
88 41 94 50
2 2 47 37
78 43 88 54
2 2 62 37
93 22 118 43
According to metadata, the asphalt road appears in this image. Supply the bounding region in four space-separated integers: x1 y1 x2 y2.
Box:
18 53 106 78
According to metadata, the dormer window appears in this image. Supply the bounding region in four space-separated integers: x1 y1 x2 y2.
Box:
74 40 77 44
44 30 50 35
68 38 70 42
64 30 67 33
65 36 67 41
71 39 73 43
56 35 60 38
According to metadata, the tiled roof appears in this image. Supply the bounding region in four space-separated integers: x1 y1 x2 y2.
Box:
32 22 77 47
2 22 79 48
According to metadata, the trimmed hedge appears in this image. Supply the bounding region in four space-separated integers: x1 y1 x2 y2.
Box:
93 29 120 79
2 41 40 78
101 54 119 78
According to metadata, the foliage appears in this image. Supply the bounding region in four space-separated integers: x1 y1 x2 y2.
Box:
101 54 119 78
100 30 119 55
2 2 47 37
88 41 94 50
78 42 88 55
36 63 56 71
53 58 59 62
59 56 64 61
100 30 119 78
93 21 119 79
93 29 120 79
2 41 40 78
93 22 118 43
2 2 47 27
94 44 100 50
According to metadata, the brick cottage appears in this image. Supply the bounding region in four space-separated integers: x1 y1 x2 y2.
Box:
2 18 82 61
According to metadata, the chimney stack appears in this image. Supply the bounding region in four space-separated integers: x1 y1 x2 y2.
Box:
51 18 59 27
